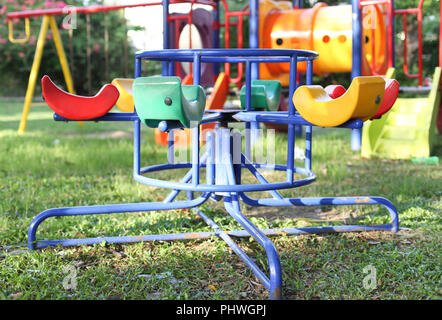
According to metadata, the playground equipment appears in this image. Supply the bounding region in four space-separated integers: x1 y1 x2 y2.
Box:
360 0 442 159
259 0 388 85
316 77 400 122
42 75 119 120
293 76 386 127
362 67 441 159
112 78 135 112
11 0 438 152
239 80 282 111
33 48 399 300
8 0 218 134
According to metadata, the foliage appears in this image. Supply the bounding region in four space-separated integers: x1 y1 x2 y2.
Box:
0 0 136 96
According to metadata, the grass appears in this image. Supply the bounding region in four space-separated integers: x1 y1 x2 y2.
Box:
0 99 441 300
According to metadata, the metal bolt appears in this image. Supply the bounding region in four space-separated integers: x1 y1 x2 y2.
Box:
375 96 381 104
164 97 172 106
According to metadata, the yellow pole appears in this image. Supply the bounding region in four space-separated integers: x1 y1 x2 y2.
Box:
48 16 84 128
18 15 50 134
49 16 75 94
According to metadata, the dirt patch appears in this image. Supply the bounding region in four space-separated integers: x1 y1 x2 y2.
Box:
206 198 358 224
243 205 356 224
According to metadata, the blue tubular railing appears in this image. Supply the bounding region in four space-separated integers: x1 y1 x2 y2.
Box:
30 48 399 300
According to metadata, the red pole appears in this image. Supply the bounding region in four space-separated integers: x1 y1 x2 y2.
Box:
440 1 442 68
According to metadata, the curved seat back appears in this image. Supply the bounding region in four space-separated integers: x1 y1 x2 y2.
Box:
133 76 206 128
41 75 119 120
112 78 135 112
240 80 282 111
293 76 385 127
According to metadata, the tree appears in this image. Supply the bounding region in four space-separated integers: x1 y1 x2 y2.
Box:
0 0 136 96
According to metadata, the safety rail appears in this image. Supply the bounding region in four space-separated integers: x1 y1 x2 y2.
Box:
359 0 424 86
359 0 394 75
395 0 424 86
219 0 250 87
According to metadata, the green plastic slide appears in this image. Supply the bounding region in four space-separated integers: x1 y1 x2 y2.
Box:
361 67 441 159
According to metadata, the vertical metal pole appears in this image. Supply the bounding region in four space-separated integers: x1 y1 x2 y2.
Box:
192 126 200 187
49 16 75 94
287 55 297 183
206 131 215 185
18 16 50 133
351 0 362 151
245 61 252 161
162 0 169 76
193 53 201 85
212 0 221 77
391 0 395 67
249 0 259 79
168 130 175 164
351 0 362 79
232 130 242 184
191 53 201 188
134 57 142 177
305 59 313 171
134 119 141 176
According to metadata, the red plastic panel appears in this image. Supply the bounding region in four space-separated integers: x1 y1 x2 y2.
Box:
42 75 119 120
371 79 400 119
324 85 346 99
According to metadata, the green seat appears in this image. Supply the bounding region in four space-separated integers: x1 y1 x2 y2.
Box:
239 80 281 111
133 76 206 128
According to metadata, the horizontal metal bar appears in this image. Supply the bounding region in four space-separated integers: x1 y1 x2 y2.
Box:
54 112 139 122
134 172 315 192
399 86 431 94
233 112 364 129
31 223 395 249
8 0 217 19
136 49 318 61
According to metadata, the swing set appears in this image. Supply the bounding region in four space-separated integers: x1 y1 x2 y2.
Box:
8 0 223 134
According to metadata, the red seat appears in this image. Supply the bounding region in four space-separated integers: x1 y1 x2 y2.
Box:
370 79 400 119
42 75 119 120
324 85 346 99
324 79 400 119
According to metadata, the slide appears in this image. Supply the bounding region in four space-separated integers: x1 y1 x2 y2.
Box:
361 68 441 159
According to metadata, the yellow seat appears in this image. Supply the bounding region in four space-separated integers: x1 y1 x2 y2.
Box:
111 78 134 112
293 76 385 127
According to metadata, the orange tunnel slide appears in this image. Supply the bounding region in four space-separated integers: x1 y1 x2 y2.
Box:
259 0 388 86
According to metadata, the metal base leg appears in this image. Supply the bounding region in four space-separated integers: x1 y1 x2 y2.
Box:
28 126 399 299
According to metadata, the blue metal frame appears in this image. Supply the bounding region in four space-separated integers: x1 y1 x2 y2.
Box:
351 0 363 151
29 49 399 300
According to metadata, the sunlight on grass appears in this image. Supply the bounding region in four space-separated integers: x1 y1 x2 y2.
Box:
0 99 441 300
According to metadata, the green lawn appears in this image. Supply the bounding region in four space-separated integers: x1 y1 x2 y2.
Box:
0 100 440 300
